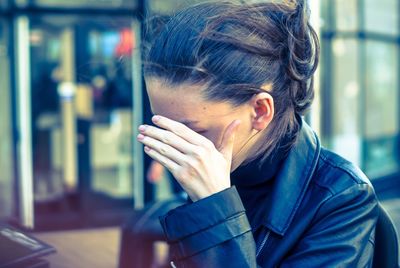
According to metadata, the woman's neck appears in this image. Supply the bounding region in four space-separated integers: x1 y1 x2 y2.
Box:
231 129 270 172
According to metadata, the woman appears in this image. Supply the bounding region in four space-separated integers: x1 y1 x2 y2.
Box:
137 1 378 267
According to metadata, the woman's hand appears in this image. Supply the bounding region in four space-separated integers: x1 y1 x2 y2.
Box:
137 115 241 202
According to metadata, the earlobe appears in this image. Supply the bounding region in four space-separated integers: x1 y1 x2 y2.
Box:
252 93 274 131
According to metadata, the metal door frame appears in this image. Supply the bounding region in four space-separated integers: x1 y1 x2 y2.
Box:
10 3 146 229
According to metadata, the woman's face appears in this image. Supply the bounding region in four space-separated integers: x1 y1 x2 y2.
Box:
145 78 261 170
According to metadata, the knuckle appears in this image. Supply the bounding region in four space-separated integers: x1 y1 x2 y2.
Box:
187 166 198 177
174 128 185 137
160 133 169 144
192 147 206 159
146 126 154 135
175 169 187 179
159 145 168 155
175 166 197 179
186 158 198 169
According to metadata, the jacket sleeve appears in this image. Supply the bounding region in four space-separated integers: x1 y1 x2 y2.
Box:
280 183 378 268
159 186 259 268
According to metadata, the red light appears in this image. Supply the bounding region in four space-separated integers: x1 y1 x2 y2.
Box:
115 28 135 56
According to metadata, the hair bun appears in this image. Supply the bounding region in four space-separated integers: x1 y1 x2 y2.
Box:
284 0 319 114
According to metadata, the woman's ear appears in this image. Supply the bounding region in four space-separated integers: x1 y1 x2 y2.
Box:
251 92 274 131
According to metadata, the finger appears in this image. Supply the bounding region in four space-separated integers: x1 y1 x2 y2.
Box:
143 146 179 172
218 120 241 161
151 115 210 146
139 125 195 153
138 134 187 165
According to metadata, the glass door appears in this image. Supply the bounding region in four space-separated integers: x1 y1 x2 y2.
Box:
14 13 143 230
0 19 15 223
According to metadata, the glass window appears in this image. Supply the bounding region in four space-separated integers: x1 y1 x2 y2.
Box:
0 20 14 220
321 0 400 181
33 0 137 9
149 0 206 15
363 0 398 35
331 38 362 166
0 0 8 10
364 40 399 177
365 41 398 138
335 0 358 31
14 0 28 7
28 15 138 219
319 0 331 31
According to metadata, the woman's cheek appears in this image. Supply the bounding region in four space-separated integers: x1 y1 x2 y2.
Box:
201 132 217 145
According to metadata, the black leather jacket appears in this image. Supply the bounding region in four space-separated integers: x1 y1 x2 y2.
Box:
159 120 379 267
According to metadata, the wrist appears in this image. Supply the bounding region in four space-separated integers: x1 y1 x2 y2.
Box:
190 185 231 202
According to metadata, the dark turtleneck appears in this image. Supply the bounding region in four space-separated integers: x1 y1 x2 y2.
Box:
230 137 292 230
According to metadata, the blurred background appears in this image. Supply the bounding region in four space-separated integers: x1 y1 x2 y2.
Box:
0 0 399 266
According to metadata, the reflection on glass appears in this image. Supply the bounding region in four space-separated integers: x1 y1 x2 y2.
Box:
331 39 361 166
363 0 398 35
365 41 398 138
30 22 68 203
0 20 13 219
335 0 358 31
0 0 8 9
34 0 137 9
365 40 399 176
365 137 399 178
30 16 135 207
86 27 134 198
319 0 330 31
149 0 206 14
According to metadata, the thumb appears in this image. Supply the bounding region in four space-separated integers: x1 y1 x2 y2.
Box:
218 119 241 162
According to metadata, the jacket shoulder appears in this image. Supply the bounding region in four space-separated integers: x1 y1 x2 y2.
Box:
313 147 374 196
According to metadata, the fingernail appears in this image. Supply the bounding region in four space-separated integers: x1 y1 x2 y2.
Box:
144 146 151 152
138 125 147 132
137 134 144 141
152 115 160 122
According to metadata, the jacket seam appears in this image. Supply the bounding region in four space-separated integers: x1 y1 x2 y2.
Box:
172 229 254 262
163 187 234 218
309 183 369 227
319 150 367 186
166 211 247 243
311 179 335 196
281 131 321 234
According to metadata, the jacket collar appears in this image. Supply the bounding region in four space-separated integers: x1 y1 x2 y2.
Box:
263 119 320 236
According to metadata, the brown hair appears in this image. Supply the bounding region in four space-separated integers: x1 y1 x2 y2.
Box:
144 0 319 162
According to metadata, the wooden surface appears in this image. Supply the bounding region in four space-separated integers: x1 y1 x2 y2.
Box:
35 228 120 268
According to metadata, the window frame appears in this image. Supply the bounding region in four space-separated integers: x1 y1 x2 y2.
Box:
320 0 400 181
